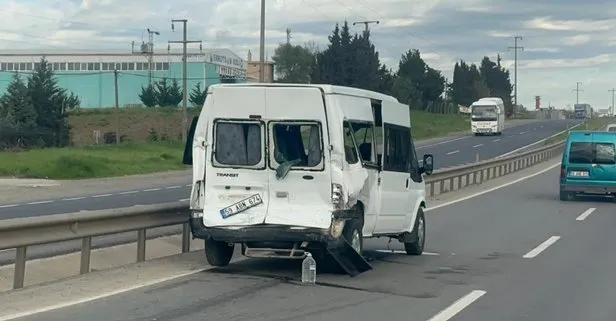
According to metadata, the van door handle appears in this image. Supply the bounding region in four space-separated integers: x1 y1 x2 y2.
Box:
302 175 314 180
405 178 409 188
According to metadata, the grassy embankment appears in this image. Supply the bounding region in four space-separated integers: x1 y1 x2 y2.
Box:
0 108 470 179
544 117 614 145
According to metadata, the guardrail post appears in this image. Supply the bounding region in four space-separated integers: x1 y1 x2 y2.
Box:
182 222 191 253
13 246 27 289
137 229 146 262
80 236 92 274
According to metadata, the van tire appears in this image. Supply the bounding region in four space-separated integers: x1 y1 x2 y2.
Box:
342 218 364 255
404 208 425 255
204 239 234 267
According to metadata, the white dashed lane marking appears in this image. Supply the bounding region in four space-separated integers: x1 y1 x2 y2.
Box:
0 185 191 209
472 144 483 148
446 150 459 155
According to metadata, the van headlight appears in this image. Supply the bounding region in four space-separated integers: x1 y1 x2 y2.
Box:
331 183 343 209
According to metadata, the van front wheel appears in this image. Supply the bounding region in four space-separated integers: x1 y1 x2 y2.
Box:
404 208 425 255
204 239 234 266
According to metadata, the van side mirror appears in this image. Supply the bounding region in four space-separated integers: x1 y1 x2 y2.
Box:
421 154 434 175
182 116 199 165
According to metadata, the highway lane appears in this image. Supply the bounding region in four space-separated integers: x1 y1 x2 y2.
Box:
0 119 578 219
416 118 581 168
12 163 611 321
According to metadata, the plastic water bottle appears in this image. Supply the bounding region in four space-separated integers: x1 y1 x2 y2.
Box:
301 252 317 284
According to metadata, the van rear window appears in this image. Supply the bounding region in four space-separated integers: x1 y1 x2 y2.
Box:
569 142 616 165
608 127 616 132
214 121 263 167
271 122 322 168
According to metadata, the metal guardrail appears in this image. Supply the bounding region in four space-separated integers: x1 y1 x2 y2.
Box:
424 140 564 197
0 140 566 291
0 202 190 290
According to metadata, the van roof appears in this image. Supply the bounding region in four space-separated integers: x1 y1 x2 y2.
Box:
567 131 616 142
207 83 401 104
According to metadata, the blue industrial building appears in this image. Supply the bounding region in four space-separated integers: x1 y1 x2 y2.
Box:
0 48 247 108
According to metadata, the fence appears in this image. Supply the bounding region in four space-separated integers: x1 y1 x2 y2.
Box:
0 139 567 290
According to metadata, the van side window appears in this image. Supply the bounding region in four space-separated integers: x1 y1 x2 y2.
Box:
343 122 359 164
348 121 376 163
383 123 411 172
408 131 422 182
214 121 262 167
271 122 323 168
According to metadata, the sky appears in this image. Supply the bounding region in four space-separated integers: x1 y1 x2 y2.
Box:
0 0 615 111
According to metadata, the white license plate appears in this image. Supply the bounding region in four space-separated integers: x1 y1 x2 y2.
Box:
219 194 263 219
569 171 589 177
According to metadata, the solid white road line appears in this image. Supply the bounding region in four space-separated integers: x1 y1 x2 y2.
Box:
446 150 459 155
118 190 139 195
179 198 189 202
523 236 560 259
426 161 561 211
374 250 440 256
0 268 209 321
0 204 18 208
576 208 596 221
426 290 487 321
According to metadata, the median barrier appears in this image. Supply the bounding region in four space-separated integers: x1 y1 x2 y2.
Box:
0 139 567 290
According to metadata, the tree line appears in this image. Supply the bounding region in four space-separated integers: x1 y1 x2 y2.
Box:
273 21 515 116
0 58 80 150
138 75 241 108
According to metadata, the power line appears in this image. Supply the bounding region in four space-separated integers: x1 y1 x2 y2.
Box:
169 19 202 142
507 36 523 109
572 81 583 104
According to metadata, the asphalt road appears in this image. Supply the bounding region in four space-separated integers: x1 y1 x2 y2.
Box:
0 119 579 220
14 164 616 321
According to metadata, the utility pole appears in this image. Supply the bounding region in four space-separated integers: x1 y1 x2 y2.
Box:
259 0 266 82
131 28 159 85
169 19 202 141
286 28 291 44
610 88 616 116
573 82 583 104
114 69 120 144
508 36 523 109
352 20 380 32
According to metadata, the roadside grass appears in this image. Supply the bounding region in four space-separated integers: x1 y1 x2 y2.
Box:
544 117 614 145
0 140 186 179
410 111 470 140
2 109 471 179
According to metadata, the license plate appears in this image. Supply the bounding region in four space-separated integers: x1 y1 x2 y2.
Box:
219 194 263 219
569 171 589 177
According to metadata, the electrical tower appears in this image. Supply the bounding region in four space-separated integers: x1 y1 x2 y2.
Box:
131 28 160 85
168 19 202 141
508 36 523 109
572 82 583 104
353 20 380 32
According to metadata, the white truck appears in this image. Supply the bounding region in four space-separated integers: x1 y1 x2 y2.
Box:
470 97 505 136
182 83 435 276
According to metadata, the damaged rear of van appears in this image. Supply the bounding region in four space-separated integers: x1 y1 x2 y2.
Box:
183 83 434 276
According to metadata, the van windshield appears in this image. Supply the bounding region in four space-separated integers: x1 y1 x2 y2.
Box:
471 105 498 121
271 122 322 169
213 121 263 167
569 142 616 165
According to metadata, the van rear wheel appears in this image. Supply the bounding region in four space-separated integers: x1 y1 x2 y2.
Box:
204 239 234 267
